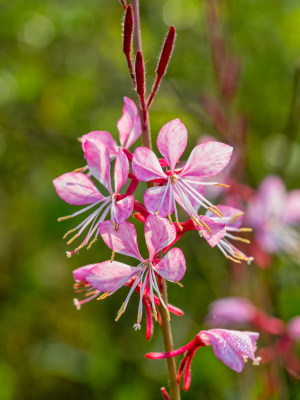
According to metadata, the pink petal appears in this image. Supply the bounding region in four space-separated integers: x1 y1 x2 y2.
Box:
210 205 244 228
287 316 300 341
157 119 187 172
155 247 186 282
144 185 174 217
86 261 138 293
212 329 257 360
117 97 142 149
207 297 255 326
200 330 245 373
114 196 134 224
114 148 129 193
144 214 176 260
73 265 96 281
99 220 143 261
199 216 226 247
83 140 112 193
179 142 233 179
81 131 118 157
282 190 300 224
132 147 166 181
53 172 104 205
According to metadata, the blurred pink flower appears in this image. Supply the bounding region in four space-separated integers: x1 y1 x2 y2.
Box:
207 297 255 326
80 96 142 158
132 119 232 239
77 215 185 329
247 175 300 258
53 147 133 256
146 328 260 390
287 316 300 342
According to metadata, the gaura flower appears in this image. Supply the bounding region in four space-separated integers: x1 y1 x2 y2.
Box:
287 316 300 342
146 329 260 390
207 297 255 326
206 205 253 264
132 119 232 237
53 147 134 257
80 96 141 159
247 175 300 258
76 214 186 329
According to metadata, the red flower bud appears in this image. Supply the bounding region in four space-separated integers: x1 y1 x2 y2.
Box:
156 25 176 77
123 4 133 55
135 50 145 100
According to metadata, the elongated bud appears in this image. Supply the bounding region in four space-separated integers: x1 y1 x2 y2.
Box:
123 4 133 55
135 50 145 100
160 387 170 400
156 25 176 77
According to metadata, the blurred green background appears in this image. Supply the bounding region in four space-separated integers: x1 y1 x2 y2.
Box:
2 0 300 399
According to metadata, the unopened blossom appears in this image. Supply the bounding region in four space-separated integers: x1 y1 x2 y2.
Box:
78 214 185 329
80 96 141 159
53 147 134 256
146 329 260 390
247 175 300 258
206 205 253 263
132 119 232 242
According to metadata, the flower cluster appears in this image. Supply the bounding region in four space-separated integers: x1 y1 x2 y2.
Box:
53 97 259 389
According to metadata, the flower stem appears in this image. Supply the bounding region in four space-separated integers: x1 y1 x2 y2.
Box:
131 1 180 398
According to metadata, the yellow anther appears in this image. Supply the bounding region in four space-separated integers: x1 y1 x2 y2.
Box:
154 210 160 216
201 220 211 234
166 308 171 321
238 228 252 232
73 166 85 172
57 215 72 222
230 212 244 224
84 290 98 297
87 238 97 249
191 215 203 228
110 250 115 263
174 281 184 287
176 219 183 231
115 302 125 321
167 213 173 224
214 183 230 188
227 255 241 264
234 252 249 261
67 233 79 245
63 228 77 239
212 205 223 217
137 310 141 323
97 291 111 300
234 236 250 244
152 307 158 321
208 207 222 218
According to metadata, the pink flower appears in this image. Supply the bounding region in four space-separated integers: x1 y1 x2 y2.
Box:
80 97 141 158
207 297 255 326
53 147 134 256
206 205 253 263
247 175 300 257
287 316 300 342
78 215 186 329
132 119 232 241
146 328 260 390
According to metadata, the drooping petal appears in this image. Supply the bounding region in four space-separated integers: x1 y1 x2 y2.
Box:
155 247 186 282
73 265 96 281
213 329 256 360
53 172 104 205
114 148 129 193
282 190 300 224
83 140 112 193
199 216 226 247
144 185 174 217
144 214 177 261
114 196 134 225
99 220 143 261
117 97 142 149
132 147 166 181
81 130 118 157
206 205 244 228
200 330 245 373
157 119 187 172
86 261 138 293
179 142 233 179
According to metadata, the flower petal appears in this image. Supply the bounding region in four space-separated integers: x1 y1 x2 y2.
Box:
155 247 186 282
99 220 143 261
282 190 300 224
83 140 112 193
73 265 96 281
144 214 176 260
144 185 174 217
114 148 129 193
132 147 166 181
86 261 138 293
81 130 118 157
157 119 187 172
53 172 104 205
199 216 226 247
117 97 142 149
114 196 134 225
212 329 257 360
179 142 233 179
206 205 244 228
